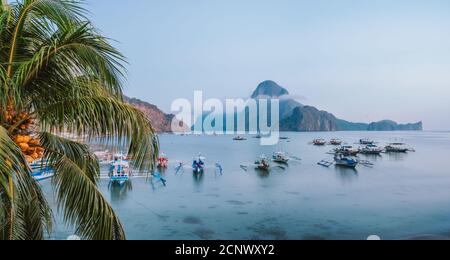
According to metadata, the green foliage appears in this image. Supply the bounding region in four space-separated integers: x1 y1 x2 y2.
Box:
0 0 158 240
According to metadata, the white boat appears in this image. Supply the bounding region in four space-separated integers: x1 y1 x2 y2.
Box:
360 144 383 155
272 152 290 164
385 143 409 153
334 145 359 156
330 139 343 145
313 139 326 146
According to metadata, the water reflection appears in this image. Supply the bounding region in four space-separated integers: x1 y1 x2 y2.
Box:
334 166 358 183
360 154 383 162
386 152 407 161
108 181 132 202
193 172 204 187
255 169 270 178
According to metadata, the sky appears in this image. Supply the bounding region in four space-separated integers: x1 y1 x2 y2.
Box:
84 0 450 130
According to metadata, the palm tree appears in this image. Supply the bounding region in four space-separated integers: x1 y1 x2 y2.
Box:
0 0 159 240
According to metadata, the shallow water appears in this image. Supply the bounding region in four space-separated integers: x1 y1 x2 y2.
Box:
41 131 450 240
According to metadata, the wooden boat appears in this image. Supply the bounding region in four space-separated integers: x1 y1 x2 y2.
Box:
313 139 327 146
360 144 383 155
334 145 359 156
157 153 169 168
272 152 290 164
334 154 359 168
330 139 343 145
385 143 409 153
360 139 375 145
255 156 270 171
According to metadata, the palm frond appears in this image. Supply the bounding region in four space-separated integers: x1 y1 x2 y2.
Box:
40 132 125 240
1 0 159 240
37 91 159 172
0 126 52 240
17 20 126 97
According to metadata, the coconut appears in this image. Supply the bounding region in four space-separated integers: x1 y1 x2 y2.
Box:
22 135 32 143
29 139 40 146
15 135 25 143
19 142 30 151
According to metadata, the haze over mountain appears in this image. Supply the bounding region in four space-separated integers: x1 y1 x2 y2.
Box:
127 80 422 133
251 81 304 120
254 80 423 131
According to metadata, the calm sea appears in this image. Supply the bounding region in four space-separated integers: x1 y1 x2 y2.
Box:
42 131 450 240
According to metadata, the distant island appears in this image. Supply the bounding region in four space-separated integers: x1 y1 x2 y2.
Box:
126 80 422 133
254 80 423 132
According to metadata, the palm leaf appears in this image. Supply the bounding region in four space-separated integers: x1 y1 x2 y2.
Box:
37 93 159 172
0 126 52 240
40 132 125 240
2 0 159 240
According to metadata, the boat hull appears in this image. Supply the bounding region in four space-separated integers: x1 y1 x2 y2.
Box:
334 156 359 168
110 176 130 185
256 165 270 171
335 161 358 168
386 148 408 153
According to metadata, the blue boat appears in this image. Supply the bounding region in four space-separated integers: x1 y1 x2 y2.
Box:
334 154 359 168
192 155 205 174
109 154 131 184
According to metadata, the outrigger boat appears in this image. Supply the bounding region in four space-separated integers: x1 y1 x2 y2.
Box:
385 143 409 153
360 144 383 155
109 154 131 185
233 136 247 141
334 154 359 168
334 145 359 156
175 155 222 174
313 139 327 146
192 155 206 174
240 155 288 172
272 152 290 164
330 139 343 145
360 139 375 145
255 155 271 171
157 153 169 168
30 159 54 182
